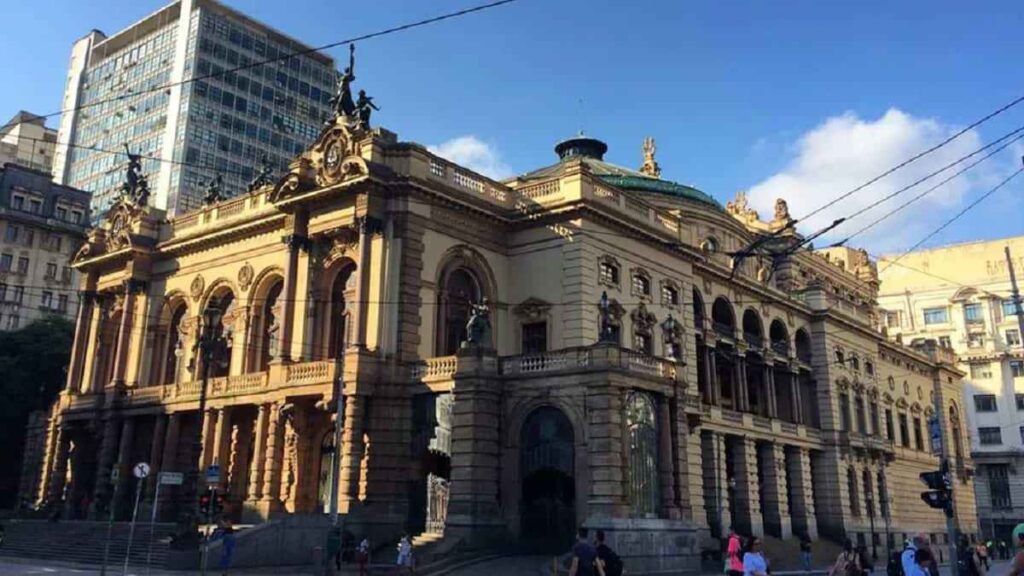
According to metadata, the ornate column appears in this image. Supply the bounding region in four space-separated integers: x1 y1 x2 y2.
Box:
114 418 136 495
701 431 730 537
246 404 269 503
790 369 804 425
212 408 232 491
122 280 151 387
658 397 679 517
259 403 285 516
734 356 748 412
765 365 778 418
199 409 218 471
730 436 764 537
111 280 146 387
66 291 97 393
158 414 181 507
759 442 792 539
339 395 366 508
349 216 378 349
91 417 120 515
44 425 71 505
787 447 818 539
146 415 167 498
279 216 308 363
80 297 106 394
704 343 718 405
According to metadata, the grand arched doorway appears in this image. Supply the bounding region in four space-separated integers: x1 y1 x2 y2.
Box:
520 406 575 551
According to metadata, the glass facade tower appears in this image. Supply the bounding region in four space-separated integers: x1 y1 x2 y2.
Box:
54 0 337 220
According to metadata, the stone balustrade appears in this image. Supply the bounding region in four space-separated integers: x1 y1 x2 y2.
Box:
284 360 338 386
410 355 459 381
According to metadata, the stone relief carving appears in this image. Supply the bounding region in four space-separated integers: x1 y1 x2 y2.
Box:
238 263 255 292
190 275 206 302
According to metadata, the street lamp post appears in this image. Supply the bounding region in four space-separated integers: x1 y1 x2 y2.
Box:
188 305 229 521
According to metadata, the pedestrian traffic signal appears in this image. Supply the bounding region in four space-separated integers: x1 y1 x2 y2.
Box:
919 461 953 518
199 493 212 515
199 489 225 517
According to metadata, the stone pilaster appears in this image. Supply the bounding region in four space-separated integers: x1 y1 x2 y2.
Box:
765 366 778 418
730 436 764 537
80 300 105 394
91 417 120 516
111 287 139 387
279 220 308 362
146 415 167 498
199 409 218 471
339 394 366 509
44 425 70 505
66 291 96 393
701 431 730 538
793 449 816 540
790 369 803 425
350 217 376 349
658 397 679 518
258 403 285 516
759 442 792 539
445 348 504 545
114 417 136 498
212 408 232 491
158 413 181 508
734 357 747 411
708 346 720 406
246 404 269 503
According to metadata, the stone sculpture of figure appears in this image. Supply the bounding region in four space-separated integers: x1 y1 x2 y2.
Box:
203 174 225 205
121 144 150 207
266 312 281 361
773 198 791 222
331 44 357 120
247 156 275 192
598 290 614 342
353 90 379 130
465 297 491 346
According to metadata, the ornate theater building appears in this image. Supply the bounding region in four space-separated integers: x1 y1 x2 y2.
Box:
23 100 978 571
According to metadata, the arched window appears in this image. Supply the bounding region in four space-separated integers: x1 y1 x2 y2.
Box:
437 267 482 355
256 280 284 371
161 304 187 385
327 265 356 359
625 391 660 518
711 297 735 338
835 348 845 366
877 470 889 518
692 288 706 331
850 355 860 372
847 468 860 516
795 329 812 363
742 309 764 348
769 319 789 356
205 291 235 379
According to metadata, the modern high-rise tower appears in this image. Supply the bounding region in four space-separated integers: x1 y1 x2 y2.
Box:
53 0 337 220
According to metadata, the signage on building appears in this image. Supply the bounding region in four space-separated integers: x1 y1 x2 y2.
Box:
928 416 943 456
159 471 184 486
205 464 221 484
132 462 151 479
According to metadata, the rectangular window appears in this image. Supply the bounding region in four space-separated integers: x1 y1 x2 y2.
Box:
1011 360 1024 378
869 402 880 436
974 394 998 412
521 322 547 354
978 427 1002 445
61 266 72 283
970 363 993 379
40 291 53 309
923 307 948 325
599 261 619 285
989 464 1013 508
57 294 68 313
913 416 924 451
45 262 57 279
16 257 28 274
855 398 867 434
4 225 18 242
6 315 18 330
12 286 24 304
964 303 984 324
1015 393 1024 411
968 333 985 348
56 206 67 220
633 332 652 355
1004 300 1020 319
1007 329 1022 347
938 336 952 349
898 413 910 448
11 196 24 210
0 283 6 301
29 199 42 214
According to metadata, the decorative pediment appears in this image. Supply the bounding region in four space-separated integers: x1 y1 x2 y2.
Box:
514 297 552 321
270 121 370 203
631 303 657 332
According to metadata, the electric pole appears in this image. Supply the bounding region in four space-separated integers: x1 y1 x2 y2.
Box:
1005 246 1024 341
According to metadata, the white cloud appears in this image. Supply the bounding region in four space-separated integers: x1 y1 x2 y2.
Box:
746 108 1007 252
428 135 512 180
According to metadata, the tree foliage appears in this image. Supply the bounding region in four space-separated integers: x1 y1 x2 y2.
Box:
0 315 74 508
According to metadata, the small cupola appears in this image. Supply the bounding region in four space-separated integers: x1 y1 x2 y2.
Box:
554 133 608 161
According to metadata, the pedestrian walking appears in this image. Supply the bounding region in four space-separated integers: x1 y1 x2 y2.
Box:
212 519 235 575
395 533 414 574
356 537 370 576
568 527 604 576
727 528 745 576
743 537 769 576
830 540 861 576
595 530 622 576
914 548 934 575
800 535 813 572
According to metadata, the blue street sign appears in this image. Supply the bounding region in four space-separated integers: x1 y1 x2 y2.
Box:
205 464 221 484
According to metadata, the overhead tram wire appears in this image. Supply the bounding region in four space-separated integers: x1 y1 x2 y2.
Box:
729 92 1024 268
879 163 1024 275
0 0 521 134
834 128 1024 247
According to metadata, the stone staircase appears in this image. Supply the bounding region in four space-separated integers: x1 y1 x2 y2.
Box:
0 519 177 567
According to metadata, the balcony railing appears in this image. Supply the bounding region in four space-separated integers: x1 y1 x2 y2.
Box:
744 333 764 349
284 360 337 386
411 356 459 381
713 322 735 338
771 341 790 356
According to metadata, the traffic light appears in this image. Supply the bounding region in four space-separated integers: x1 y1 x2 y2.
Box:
919 460 953 518
199 492 212 516
213 492 225 515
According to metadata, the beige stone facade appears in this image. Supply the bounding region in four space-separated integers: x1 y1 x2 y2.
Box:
23 117 977 571
878 237 1024 543
0 112 56 173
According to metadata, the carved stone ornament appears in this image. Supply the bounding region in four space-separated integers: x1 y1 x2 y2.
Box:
238 263 255 292
190 275 206 302
315 123 367 187
630 303 657 332
513 297 551 321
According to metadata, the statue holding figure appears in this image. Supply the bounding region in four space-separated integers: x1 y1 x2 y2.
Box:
598 291 614 342
331 44 357 120
120 144 150 208
353 90 380 130
464 297 491 347
247 156 275 192
203 174 225 205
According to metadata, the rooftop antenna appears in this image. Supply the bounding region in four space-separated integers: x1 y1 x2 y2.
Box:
577 97 585 136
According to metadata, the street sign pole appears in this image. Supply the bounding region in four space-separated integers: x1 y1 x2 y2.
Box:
100 465 121 576
145 481 161 576
123 477 144 575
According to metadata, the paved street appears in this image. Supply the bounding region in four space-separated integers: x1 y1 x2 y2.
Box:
446 555 550 575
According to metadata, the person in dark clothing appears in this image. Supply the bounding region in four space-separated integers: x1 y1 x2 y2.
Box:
595 530 622 576
569 527 603 576
856 545 873 576
800 536 813 572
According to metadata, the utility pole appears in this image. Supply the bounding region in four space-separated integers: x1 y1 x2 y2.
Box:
188 306 226 540
1005 246 1024 343
925 350 959 576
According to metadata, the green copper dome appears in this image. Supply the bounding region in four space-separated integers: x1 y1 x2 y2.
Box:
520 135 722 209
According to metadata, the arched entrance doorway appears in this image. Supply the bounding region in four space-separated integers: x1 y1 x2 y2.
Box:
520 406 575 551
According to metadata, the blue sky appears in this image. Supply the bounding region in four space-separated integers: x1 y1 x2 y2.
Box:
3 0 1023 253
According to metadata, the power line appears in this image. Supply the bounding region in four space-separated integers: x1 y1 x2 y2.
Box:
0 0 520 134
880 165 1024 275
